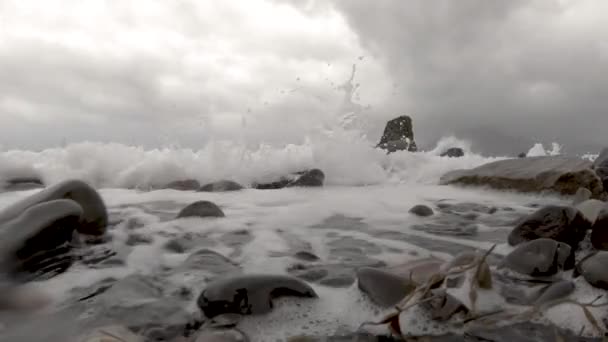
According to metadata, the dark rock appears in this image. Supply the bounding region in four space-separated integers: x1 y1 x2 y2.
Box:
591 208 608 249
532 280 575 305
409 204 434 217
126 233 153 246
385 257 444 285
518 152 527 158
507 205 591 248
197 274 317 318
164 179 201 191
502 239 572 276
575 252 608 289
440 147 464 158
293 251 320 262
377 115 417 153
253 178 290 190
356 267 416 307
177 201 225 219
573 187 592 205
200 180 244 192
0 199 82 280
287 169 325 187
0 179 107 236
440 156 604 198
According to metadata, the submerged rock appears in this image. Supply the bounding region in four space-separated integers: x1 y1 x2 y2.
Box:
502 239 572 276
177 249 240 276
409 204 434 217
200 180 244 192
440 156 604 198
575 252 608 289
197 274 317 318
440 147 464 158
377 115 417 153
177 201 225 219
164 179 201 191
0 179 108 236
591 208 608 249
507 205 590 248
1 177 45 192
357 267 416 307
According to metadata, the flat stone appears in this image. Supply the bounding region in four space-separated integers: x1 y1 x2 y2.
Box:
356 267 417 307
177 201 225 219
199 180 244 192
197 274 317 318
177 249 240 275
78 325 144 342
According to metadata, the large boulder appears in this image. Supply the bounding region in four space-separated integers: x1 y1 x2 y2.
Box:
177 201 225 219
502 239 572 276
376 115 417 153
440 148 464 158
197 274 317 318
507 205 591 249
0 179 108 236
440 156 604 198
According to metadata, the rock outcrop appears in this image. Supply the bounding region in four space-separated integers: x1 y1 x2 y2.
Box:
441 156 604 198
377 115 417 153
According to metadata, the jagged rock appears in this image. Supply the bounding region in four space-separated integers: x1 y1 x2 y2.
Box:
409 204 434 217
591 208 608 249
507 205 591 248
377 115 417 153
576 199 606 224
573 187 592 205
440 156 604 198
200 180 244 192
0 179 108 236
356 267 417 307
0 199 83 280
177 201 225 219
502 239 572 276
575 252 608 289
164 179 201 191
197 274 317 318
440 148 464 158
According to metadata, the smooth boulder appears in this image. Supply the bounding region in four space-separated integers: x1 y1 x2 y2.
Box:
440 147 464 158
440 156 604 198
200 180 244 192
377 115 417 153
356 267 416 307
0 179 108 236
502 239 572 276
591 208 608 249
575 252 608 289
197 274 317 318
507 205 590 248
409 204 434 217
177 201 225 219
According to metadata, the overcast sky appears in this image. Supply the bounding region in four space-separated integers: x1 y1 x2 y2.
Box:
1 0 606 154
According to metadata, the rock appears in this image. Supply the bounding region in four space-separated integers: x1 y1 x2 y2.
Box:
177 201 225 219
377 115 417 153
0 179 108 236
502 239 572 276
2 177 45 191
164 179 201 191
199 180 244 192
423 289 468 321
177 249 240 276
440 147 464 158
591 208 608 249
409 204 434 217
518 152 527 158
0 199 83 280
287 169 325 187
125 234 153 246
197 274 317 318
507 205 591 248
356 267 417 307
194 328 249 342
593 148 608 190
575 252 608 289
440 156 604 198
532 280 575 305
576 199 607 224
385 257 444 285
78 325 144 342
293 251 320 262
573 187 592 205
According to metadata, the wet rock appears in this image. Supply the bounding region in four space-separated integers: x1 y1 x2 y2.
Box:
194 328 249 342
411 222 478 237
591 208 608 249
78 325 144 342
293 251 320 262
502 239 572 276
356 267 417 307
177 201 225 219
573 187 592 205
532 280 575 305
197 274 317 318
575 252 608 289
126 233 153 246
0 179 108 236
287 333 399 341
287 169 325 187
409 204 434 217
200 180 244 192
385 257 444 285
507 205 590 248
440 156 604 198
440 147 464 158
0 199 83 280
377 115 417 153
219 230 254 248
177 249 240 276
575 199 606 225
2 177 45 191
164 179 201 191
518 152 527 158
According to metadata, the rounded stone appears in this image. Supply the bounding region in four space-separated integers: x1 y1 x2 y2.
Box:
199 180 244 192
575 252 608 289
409 204 434 217
502 238 571 277
177 201 225 219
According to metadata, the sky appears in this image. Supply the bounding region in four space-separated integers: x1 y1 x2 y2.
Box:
0 0 607 155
